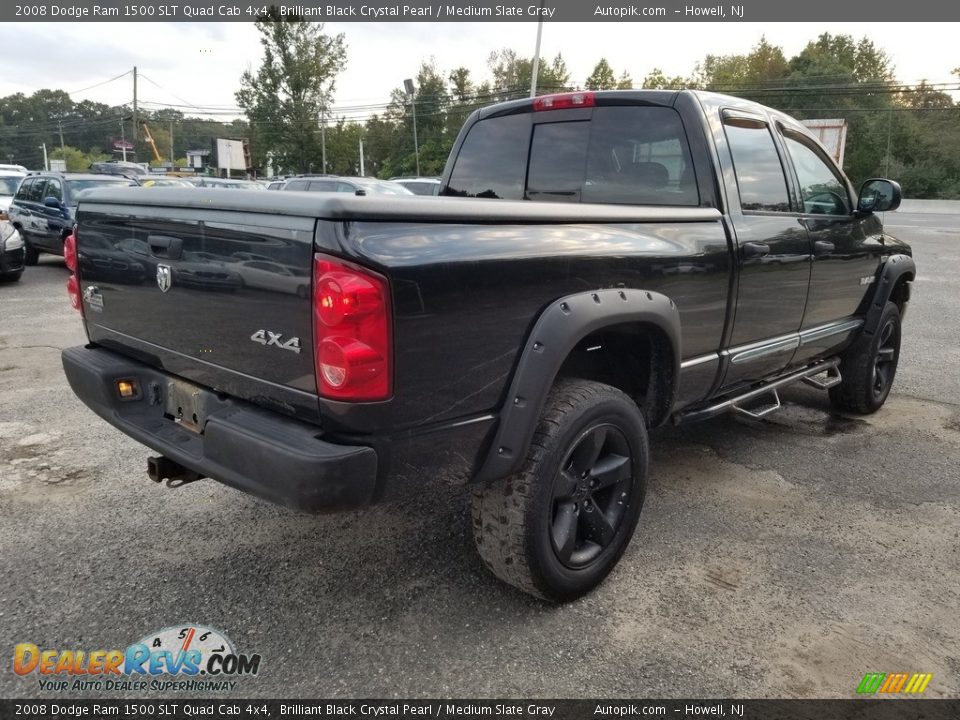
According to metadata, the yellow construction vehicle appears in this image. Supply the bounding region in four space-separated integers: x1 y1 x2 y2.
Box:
140 121 163 163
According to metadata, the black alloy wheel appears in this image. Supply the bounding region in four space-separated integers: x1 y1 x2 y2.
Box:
550 424 634 569
871 317 898 401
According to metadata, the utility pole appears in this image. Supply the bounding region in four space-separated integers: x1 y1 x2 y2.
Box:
58 120 66 154
132 66 138 162
359 137 365 176
320 110 327 173
39 143 49 171
403 78 420 176
530 0 545 98
170 118 175 166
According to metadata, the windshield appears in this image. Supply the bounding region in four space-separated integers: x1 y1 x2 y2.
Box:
0 176 22 196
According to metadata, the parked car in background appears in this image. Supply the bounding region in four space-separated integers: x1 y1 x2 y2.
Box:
185 177 266 191
0 173 25 214
140 176 195 188
7 172 137 264
0 216 25 282
233 259 311 297
390 176 442 196
90 161 149 177
282 175 414 196
0 164 29 174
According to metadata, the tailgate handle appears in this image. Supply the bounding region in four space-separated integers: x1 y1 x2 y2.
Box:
148 235 183 260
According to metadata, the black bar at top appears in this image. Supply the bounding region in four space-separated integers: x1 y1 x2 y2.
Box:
3 699 960 720
4 0 960 22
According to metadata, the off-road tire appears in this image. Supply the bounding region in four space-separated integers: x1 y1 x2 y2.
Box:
472 379 648 602
829 301 901 414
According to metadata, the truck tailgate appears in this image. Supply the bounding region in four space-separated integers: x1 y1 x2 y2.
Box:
75 194 320 423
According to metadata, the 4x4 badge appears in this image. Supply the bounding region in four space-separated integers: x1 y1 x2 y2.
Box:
250 329 301 354
156 264 172 293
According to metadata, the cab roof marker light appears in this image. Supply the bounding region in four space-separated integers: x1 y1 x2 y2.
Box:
533 92 596 112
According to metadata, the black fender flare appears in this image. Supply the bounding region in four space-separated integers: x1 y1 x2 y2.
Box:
473 288 681 484
864 254 915 335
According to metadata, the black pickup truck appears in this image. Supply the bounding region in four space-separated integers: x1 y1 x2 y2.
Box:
61 90 913 601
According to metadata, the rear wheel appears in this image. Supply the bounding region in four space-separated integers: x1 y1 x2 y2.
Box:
472 379 648 602
0 270 23 283
829 301 901 414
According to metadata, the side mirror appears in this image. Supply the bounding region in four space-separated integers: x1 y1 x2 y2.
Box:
857 179 901 213
354 189 367 196
44 196 63 209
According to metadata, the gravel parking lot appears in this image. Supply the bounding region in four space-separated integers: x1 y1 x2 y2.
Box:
1 211 958 699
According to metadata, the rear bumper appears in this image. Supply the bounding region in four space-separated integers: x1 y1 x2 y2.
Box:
61 345 378 513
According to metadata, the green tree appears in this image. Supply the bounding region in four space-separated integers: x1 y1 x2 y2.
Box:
49 145 109 171
641 68 695 90
585 59 617 90
236 11 347 174
488 49 571 100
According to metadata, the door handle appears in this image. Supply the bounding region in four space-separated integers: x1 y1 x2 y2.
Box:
814 240 835 256
741 242 770 259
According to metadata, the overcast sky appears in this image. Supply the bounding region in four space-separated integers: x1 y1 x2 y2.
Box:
0 22 956 121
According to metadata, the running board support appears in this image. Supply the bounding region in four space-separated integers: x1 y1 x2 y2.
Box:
801 364 842 390
674 358 841 425
732 389 781 420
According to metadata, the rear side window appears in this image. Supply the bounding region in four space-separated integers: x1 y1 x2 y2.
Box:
18 178 44 202
308 180 338 192
285 179 308 191
445 106 698 206
724 118 790 212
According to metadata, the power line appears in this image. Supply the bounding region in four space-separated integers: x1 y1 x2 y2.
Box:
67 70 133 97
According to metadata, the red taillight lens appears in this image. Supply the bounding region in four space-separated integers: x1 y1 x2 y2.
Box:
63 231 77 272
66 274 81 311
533 91 596 112
313 254 392 401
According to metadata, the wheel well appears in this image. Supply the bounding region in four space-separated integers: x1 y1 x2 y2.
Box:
890 273 912 314
555 322 674 427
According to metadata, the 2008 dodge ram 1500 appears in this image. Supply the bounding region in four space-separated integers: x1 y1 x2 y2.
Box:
61 90 913 601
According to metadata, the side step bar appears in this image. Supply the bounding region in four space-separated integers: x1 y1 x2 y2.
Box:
674 358 841 424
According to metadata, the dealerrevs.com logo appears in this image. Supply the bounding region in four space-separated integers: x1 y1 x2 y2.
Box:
13 624 261 693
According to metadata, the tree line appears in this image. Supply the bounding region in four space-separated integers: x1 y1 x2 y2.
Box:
0 89 248 172
2 20 958 199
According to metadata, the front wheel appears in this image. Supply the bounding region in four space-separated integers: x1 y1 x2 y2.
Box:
829 301 901 414
472 379 648 602
22 234 39 266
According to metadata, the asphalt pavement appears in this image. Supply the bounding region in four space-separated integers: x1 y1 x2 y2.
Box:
0 213 958 699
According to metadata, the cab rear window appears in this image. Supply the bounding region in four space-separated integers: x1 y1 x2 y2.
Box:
445 106 699 207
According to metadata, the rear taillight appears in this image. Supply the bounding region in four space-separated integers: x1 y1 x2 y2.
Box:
533 91 596 112
66 274 81 311
312 253 392 401
64 230 82 314
64 230 77 272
